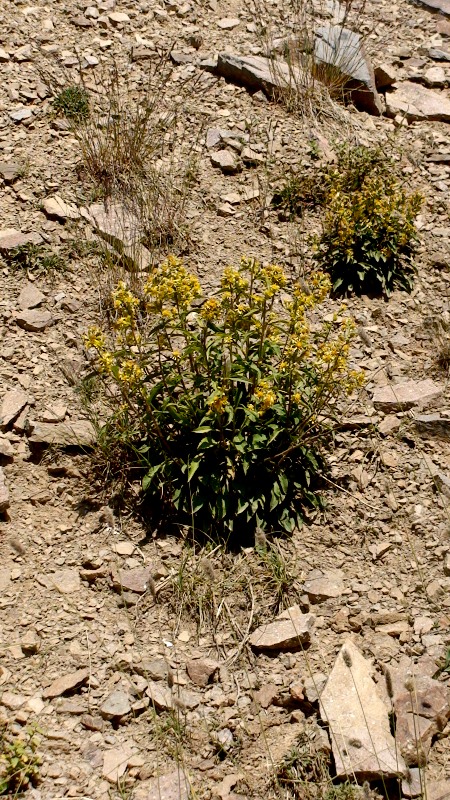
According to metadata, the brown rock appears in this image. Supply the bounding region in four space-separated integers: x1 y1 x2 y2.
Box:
372 379 442 412
112 567 153 594
427 781 450 800
394 673 450 766
249 606 315 650
186 658 218 687
80 714 104 731
210 150 240 174
102 745 134 784
16 309 54 332
100 690 131 720
303 569 344 602
0 467 10 513
28 420 96 447
386 81 450 122
416 0 450 14
18 282 45 309
254 683 278 708
374 63 397 89
320 639 406 780
0 162 22 183
136 768 191 800
0 229 42 252
43 668 90 698
49 569 80 593
42 195 79 221
1 389 28 430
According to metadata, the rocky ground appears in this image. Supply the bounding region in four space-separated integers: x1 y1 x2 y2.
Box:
0 0 450 798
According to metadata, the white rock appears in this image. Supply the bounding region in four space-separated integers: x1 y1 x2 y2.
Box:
320 639 407 780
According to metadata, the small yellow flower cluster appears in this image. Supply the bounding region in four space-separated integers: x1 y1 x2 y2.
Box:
84 326 106 350
254 380 277 415
201 298 221 323
117 360 144 386
221 266 249 294
207 391 228 414
144 255 202 313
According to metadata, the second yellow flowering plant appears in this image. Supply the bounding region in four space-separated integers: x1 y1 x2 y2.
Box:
85 256 363 540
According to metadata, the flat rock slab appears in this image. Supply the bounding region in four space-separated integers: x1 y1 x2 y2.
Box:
314 24 382 115
372 379 442 411
18 282 45 309
413 412 450 441
112 567 153 594
249 605 315 650
100 690 131 719
28 420 96 447
416 0 450 14
16 309 54 332
102 745 134 783
48 568 80 593
0 229 42 252
42 195 79 221
0 162 22 183
146 681 199 711
135 769 191 800
303 569 344 602
386 81 450 122
320 639 406 780
1 389 29 429
215 52 300 96
43 668 90 698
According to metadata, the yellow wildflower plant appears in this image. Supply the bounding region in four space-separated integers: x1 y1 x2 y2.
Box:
86 256 364 541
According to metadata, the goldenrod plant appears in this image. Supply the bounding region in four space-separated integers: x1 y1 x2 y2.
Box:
85 256 363 540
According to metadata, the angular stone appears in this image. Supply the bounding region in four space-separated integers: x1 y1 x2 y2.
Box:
81 202 151 270
20 630 41 654
0 568 11 591
429 48 450 62
0 229 42 252
416 0 450 14
49 569 80 593
16 309 54 332
0 470 10 514
319 639 406 780
393 673 450 766
18 282 45 309
210 149 240 174
10 107 33 122
0 162 21 183
135 658 169 681
146 681 174 711
42 195 79 221
0 48 10 62
314 24 382 115
249 606 315 650
218 17 240 29
112 567 153 594
374 63 397 89
43 668 89 698
254 683 278 708
100 690 131 719
402 767 425 798
215 52 301 98
386 81 450 122
303 569 344 602
186 658 218 687
413 412 450 441
137 768 191 800
0 438 14 459
28 420 96 447
109 11 130 24
1 691 27 709
372 379 442 412
102 745 133 783
1 389 28 429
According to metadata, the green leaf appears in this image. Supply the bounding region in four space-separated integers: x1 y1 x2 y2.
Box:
187 459 200 482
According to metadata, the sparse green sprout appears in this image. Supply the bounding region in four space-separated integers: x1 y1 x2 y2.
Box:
52 85 90 121
2 243 66 276
0 723 41 795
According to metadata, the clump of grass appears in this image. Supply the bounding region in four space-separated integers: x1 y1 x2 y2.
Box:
52 84 90 121
2 243 66 276
0 723 41 795
255 533 299 613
